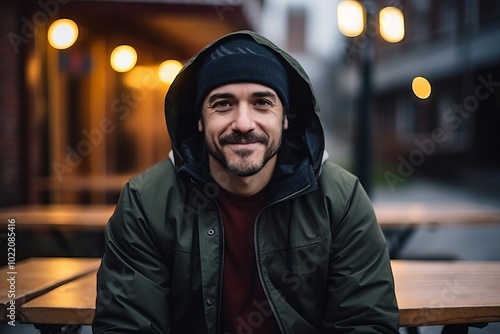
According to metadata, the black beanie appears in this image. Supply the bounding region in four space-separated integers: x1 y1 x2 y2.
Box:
196 37 289 112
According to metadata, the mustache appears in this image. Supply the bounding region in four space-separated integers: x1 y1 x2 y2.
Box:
220 132 269 145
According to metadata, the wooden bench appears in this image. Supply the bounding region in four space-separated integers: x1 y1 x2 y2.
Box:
16 260 500 332
0 257 101 323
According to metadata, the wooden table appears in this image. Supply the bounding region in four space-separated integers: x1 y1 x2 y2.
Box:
0 205 114 231
374 202 500 228
393 260 500 328
0 205 112 256
1 202 498 231
1 202 498 259
373 202 500 258
0 257 101 323
19 272 96 326
16 260 500 332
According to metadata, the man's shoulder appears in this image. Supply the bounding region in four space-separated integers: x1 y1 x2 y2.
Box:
315 160 364 203
319 160 358 186
127 159 179 191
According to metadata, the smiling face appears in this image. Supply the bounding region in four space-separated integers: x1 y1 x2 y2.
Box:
198 83 288 178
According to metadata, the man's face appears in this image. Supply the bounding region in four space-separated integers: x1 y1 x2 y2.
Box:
198 83 288 177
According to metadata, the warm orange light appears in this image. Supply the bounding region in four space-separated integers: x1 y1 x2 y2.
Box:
158 60 183 84
337 0 365 37
379 7 405 43
412 76 431 99
110 45 137 73
124 66 150 88
48 19 78 49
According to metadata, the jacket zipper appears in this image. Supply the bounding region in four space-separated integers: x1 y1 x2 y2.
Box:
253 184 311 334
192 178 311 334
190 179 225 334
215 200 225 334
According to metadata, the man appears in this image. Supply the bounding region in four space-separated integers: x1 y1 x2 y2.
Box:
93 30 399 333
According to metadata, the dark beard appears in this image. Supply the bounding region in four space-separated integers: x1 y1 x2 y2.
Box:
206 131 283 177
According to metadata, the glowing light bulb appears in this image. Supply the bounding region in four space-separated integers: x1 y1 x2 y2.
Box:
379 7 405 43
158 60 183 84
337 1 365 37
110 45 137 73
48 19 78 49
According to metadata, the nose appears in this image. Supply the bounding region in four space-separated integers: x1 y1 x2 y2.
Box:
231 103 255 133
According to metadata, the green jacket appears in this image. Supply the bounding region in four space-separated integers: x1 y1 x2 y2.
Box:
93 31 399 333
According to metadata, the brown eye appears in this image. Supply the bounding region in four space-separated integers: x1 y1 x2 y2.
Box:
211 100 232 111
254 99 272 108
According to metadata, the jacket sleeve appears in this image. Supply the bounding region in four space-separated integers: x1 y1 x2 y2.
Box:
93 181 172 334
323 173 399 333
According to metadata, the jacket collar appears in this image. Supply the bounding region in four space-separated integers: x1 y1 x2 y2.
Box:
170 149 327 204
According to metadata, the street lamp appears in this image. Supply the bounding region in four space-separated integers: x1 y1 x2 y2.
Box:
379 6 405 43
337 0 405 196
337 1 364 37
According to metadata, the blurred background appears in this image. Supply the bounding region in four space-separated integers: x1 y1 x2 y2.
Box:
1 0 499 205
0 0 500 332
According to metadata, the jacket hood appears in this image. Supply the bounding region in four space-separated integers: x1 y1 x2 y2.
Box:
164 30 325 184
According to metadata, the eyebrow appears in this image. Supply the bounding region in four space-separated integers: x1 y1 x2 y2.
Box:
207 90 278 105
207 93 235 105
252 91 278 100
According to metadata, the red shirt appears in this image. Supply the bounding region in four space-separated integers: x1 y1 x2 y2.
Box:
217 186 279 334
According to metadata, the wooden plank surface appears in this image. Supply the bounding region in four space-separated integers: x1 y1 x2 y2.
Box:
393 260 500 326
0 257 101 323
20 272 97 325
18 260 500 328
374 202 500 227
0 205 113 231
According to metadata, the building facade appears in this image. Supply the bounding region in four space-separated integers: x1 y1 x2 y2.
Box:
0 0 263 206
